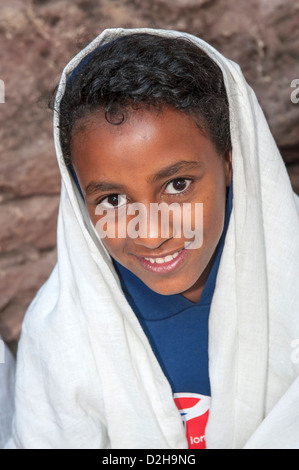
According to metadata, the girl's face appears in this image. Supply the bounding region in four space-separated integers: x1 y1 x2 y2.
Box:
71 107 231 303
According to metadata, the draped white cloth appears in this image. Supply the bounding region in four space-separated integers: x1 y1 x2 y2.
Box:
6 28 299 449
0 338 15 449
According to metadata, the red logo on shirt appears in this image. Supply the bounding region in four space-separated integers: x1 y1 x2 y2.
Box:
174 393 210 449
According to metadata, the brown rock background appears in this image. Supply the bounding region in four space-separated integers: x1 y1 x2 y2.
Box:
1 0 299 353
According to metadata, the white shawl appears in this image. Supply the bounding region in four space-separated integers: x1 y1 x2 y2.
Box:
0 338 15 449
6 28 299 449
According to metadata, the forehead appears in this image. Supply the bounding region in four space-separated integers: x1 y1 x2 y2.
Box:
70 107 219 179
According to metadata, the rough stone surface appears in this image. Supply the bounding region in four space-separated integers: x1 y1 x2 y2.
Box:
0 0 298 350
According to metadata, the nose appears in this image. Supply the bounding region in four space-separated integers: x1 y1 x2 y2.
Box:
134 236 170 251
127 201 175 250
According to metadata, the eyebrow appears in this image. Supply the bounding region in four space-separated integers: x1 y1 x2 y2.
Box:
85 181 127 196
148 160 203 183
85 160 203 196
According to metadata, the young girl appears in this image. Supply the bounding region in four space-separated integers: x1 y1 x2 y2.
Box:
7 28 299 449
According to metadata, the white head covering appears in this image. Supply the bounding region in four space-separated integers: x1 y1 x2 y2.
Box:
0 338 15 449
7 28 299 449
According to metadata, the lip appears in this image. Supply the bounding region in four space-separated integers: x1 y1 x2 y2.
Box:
136 247 189 274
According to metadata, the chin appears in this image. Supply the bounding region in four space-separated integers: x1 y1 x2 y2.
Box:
144 277 198 297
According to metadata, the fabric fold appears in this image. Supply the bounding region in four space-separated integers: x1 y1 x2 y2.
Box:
0 338 15 449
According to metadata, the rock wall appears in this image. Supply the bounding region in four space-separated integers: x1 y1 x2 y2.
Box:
1 0 298 351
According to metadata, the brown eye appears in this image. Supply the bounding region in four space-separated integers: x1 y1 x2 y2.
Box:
98 194 127 209
164 178 192 194
107 195 120 207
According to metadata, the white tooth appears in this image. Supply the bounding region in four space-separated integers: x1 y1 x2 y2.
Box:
144 251 181 264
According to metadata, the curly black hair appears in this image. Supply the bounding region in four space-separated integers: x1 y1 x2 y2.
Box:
56 33 231 167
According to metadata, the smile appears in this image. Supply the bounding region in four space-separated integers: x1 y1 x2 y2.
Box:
144 251 181 264
137 248 189 274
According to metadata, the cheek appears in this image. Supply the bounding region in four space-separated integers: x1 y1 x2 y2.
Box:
101 238 124 258
203 190 226 244
91 209 130 259
196 180 227 251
